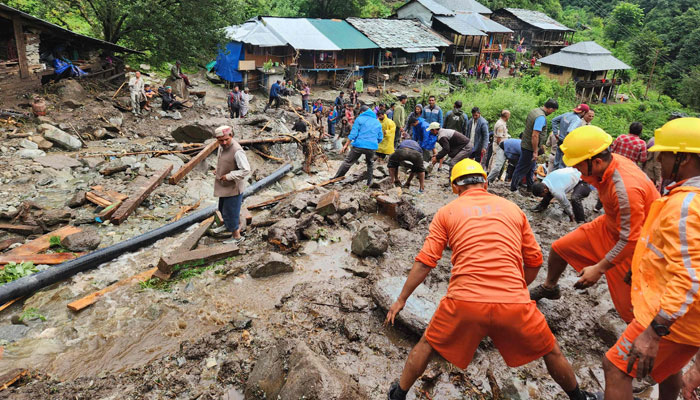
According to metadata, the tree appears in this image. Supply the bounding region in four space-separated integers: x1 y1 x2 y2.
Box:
604 2 644 47
678 66 700 111
628 29 667 75
300 0 368 18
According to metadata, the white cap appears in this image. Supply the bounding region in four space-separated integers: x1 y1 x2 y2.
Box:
214 125 232 137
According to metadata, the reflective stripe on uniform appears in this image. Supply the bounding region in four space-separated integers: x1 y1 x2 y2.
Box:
606 170 632 261
660 192 700 321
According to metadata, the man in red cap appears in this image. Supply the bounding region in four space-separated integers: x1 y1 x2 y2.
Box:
551 104 590 171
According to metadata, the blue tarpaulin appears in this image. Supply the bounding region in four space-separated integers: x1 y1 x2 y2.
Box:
215 42 244 83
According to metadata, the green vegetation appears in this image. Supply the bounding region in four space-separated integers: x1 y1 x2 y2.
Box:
0 262 38 285
48 236 69 253
139 257 237 292
19 307 47 322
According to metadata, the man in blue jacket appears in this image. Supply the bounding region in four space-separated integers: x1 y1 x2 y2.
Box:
409 116 437 161
421 96 443 127
466 107 489 162
333 105 383 186
550 104 589 170
264 80 282 112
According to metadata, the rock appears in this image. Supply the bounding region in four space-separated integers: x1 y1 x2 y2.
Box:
20 139 38 149
62 99 84 109
370 176 394 190
82 157 105 169
55 79 85 101
388 228 420 246
0 324 30 343
37 209 72 227
40 124 81 151
171 118 229 143
266 218 300 252
397 199 425 231
357 194 376 213
61 229 101 252
37 176 53 186
372 276 439 335
100 159 128 176
146 156 184 175
93 128 116 140
108 115 123 127
315 190 340 216
339 289 370 311
376 195 400 218
338 199 359 216
341 316 366 341
35 138 53 150
163 76 189 99
71 209 96 225
159 110 182 120
351 225 388 257
246 340 367 400
66 190 87 208
35 155 82 169
595 310 628 347
250 252 295 278
17 149 46 159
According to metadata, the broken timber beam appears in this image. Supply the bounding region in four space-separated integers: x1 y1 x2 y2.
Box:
86 192 112 207
67 267 158 311
247 177 344 210
176 216 215 252
154 243 239 280
7 226 81 256
169 140 218 184
0 369 29 391
96 200 122 222
110 166 173 225
0 252 83 266
0 224 42 235
237 137 295 146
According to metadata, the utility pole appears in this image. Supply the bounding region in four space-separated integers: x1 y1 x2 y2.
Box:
645 48 660 98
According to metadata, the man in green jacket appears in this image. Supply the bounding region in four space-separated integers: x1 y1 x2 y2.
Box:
393 95 408 148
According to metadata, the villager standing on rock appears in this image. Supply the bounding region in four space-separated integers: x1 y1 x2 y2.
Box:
128 71 146 116
602 118 700 400
170 60 192 88
529 126 659 324
211 125 250 243
510 99 559 193
332 105 383 186
385 159 598 400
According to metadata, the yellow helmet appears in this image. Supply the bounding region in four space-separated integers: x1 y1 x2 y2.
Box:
560 125 613 167
649 117 700 153
450 158 487 184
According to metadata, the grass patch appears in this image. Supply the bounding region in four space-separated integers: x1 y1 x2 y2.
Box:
48 235 69 253
19 307 46 322
139 256 237 292
0 262 38 285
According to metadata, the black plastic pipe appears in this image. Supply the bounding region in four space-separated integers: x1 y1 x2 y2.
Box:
0 164 293 304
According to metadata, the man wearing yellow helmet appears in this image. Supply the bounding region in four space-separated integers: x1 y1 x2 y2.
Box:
603 118 700 400
530 125 659 324
385 159 597 400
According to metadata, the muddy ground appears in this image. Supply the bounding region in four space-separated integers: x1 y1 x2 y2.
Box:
0 73 659 399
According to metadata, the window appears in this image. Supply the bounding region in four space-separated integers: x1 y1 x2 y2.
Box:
549 65 564 75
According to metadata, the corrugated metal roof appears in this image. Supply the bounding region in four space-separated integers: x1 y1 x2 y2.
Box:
435 12 511 35
402 46 439 53
503 8 573 31
0 3 140 54
433 0 492 14
538 41 631 71
307 19 378 49
224 19 285 47
347 18 451 50
263 17 340 51
415 0 454 16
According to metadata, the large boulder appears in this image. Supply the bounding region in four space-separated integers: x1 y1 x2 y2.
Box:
246 340 367 400
171 119 228 143
371 276 439 336
55 79 86 102
61 229 101 252
163 76 189 99
351 224 388 257
40 124 81 151
250 252 294 278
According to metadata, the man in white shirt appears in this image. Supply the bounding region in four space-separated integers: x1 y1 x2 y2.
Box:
128 71 146 116
531 167 591 222
488 109 510 181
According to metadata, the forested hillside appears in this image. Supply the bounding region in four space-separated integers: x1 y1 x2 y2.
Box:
5 0 700 110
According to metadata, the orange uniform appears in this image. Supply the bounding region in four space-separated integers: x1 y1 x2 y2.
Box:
553 154 659 322
418 187 554 368
606 177 700 382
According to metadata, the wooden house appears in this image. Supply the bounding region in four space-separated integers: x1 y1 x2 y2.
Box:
491 8 574 57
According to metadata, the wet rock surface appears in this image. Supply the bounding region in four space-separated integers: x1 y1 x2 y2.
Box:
61 230 101 252
249 252 294 278
351 224 388 257
372 276 439 335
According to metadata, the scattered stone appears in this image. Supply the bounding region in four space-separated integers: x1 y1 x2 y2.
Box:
371 276 439 335
338 199 359 216
341 317 366 341
339 289 370 311
19 139 38 150
62 99 85 109
357 195 376 213
17 149 46 159
55 79 86 101
36 176 53 186
205 357 218 369
250 252 294 278
100 159 128 176
315 190 340 216
266 218 300 252
71 209 96 225
230 314 252 330
61 229 101 252
376 195 401 218
0 324 30 343
37 209 72 227
35 155 82 170
66 191 87 208
82 157 105 169
146 156 184 175
108 115 123 127
35 138 54 150
40 124 82 151
388 228 420 246
159 110 182 120
397 199 426 231
351 225 388 257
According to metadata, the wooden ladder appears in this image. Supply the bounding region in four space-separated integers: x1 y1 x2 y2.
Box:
401 64 421 85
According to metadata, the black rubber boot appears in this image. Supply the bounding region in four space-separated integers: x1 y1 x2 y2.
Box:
333 162 352 180
529 284 561 301
388 381 407 400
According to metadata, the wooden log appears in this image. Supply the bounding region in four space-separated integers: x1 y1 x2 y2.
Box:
110 166 173 225
169 141 218 184
247 177 344 210
67 267 157 311
96 200 122 221
155 244 239 279
7 226 81 256
0 252 83 266
0 368 28 391
237 137 296 146
86 192 112 207
177 216 215 252
12 17 28 79
0 297 22 313
0 237 24 252
0 224 42 235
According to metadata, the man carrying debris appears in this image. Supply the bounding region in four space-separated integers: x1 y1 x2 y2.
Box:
531 167 591 223
128 71 146 116
333 105 383 187
430 123 469 171
211 125 251 243
465 107 489 163
376 110 396 162
388 139 425 192
529 126 659 324
602 118 700 400
170 61 192 88
263 80 282 112
385 158 598 400
551 104 589 171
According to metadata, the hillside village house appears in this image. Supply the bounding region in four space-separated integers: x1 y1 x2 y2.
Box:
491 8 574 57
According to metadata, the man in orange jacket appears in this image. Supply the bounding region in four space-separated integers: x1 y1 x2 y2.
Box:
385 159 597 400
530 126 659 323
603 118 700 400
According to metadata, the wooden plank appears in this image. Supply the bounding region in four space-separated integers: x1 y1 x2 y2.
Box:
0 297 22 313
86 192 112 207
11 17 28 79
177 216 215 252
0 368 28 391
169 140 218 185
155 244 239 278
96 200 122 222
7 226 82 256
0 224 42 235
67 267 158 311
111 166 173 225
90 186 128 201
0 252 83 266
0 237 23 252
247 177 344 210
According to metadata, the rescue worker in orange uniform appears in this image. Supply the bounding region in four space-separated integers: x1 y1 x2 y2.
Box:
530 126 659 323
385 159 597 400
603 118 700 400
